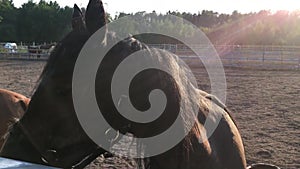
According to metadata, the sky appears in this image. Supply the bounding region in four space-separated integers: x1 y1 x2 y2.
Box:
12 0 300 15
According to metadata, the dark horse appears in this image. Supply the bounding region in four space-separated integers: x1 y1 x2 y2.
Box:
0 89 29 149
1 0 264 169
28 43 55 58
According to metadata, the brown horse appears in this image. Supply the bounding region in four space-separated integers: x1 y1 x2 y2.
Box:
0 1 279 169
0 89 29 149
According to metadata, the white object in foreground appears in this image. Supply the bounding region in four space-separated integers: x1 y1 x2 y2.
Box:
0 157 58 169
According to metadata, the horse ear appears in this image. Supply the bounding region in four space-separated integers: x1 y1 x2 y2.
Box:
85 0 107 35
72 4 85 30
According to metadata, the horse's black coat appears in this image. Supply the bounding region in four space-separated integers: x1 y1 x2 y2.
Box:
0 1 248 169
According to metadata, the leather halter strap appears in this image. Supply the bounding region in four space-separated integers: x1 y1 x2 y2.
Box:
14 121 103 168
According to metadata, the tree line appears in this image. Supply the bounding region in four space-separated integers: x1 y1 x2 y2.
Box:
0 0 72 43
1 0 300 45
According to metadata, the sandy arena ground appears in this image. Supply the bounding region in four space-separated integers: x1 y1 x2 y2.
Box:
0 60 298 169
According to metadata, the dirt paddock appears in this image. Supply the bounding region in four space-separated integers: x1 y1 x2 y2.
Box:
0 60 298 169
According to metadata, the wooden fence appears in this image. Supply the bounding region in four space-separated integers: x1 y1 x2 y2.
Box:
148 44 300 70
0 43 52 60
0 44 299 69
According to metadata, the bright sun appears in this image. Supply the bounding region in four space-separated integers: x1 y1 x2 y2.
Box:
264 1 300 12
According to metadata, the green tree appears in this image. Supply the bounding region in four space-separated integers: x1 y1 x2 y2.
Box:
16 0 72 42
0 0 17 41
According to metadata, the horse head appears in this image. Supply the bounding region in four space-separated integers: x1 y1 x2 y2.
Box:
0 89 29 149
0 1 108 168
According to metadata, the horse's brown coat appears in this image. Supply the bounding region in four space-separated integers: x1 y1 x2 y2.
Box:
0 89 29 148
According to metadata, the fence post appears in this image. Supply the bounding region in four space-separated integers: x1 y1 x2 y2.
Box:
281 46 283 66
298 55 300 70
262 46 265 63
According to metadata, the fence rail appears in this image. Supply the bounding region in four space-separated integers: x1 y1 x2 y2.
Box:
0 44 299 69
0 43 53 60
148 44 300 70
